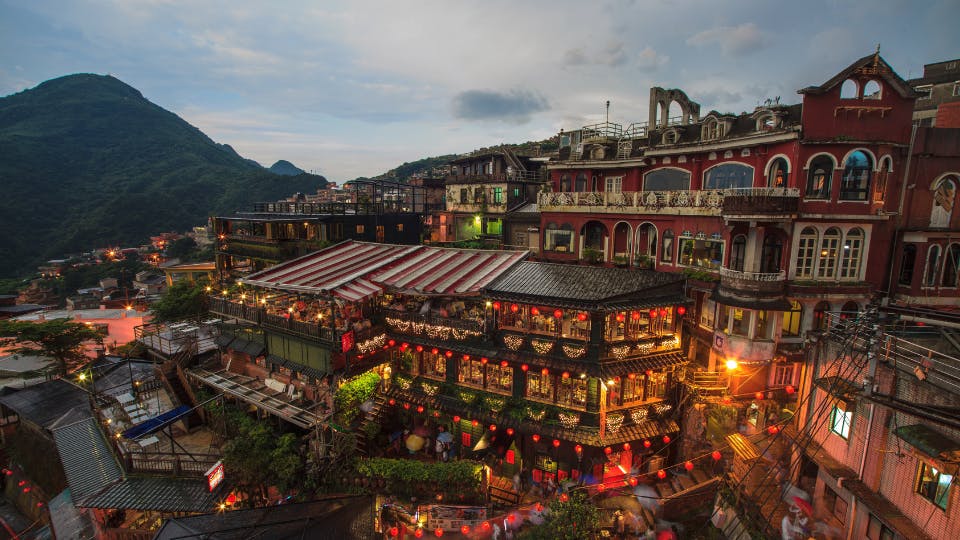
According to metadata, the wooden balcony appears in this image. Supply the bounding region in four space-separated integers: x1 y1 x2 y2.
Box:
538 190 725 216
721 187 799 218
125 451 221 477
383 311 485 341
684 370 729 394
208 297 336 343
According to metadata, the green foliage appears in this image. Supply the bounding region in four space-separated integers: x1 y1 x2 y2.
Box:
517 491 600 540
0 317 103 374
58 258 151 298
333 371 380 427
163 237 197 260
149 279 208 322
356 458 484 501
582 247 603 264
0 278 28 295
681 267 721 282
0 74 328 278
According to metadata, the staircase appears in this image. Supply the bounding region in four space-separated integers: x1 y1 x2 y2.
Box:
354 391 390 457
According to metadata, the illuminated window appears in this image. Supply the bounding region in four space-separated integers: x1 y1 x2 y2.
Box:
678 237 724 270
526 370 554 401
806 155 833 199
829 404 851 439
356 224 365 234
782 301 802 337
767 158 788 188
916 462 953 510
796 228 818 279
772 364 795 386
839 228 864 279
817 228 841 279
647 371 668 399
557 377 587 408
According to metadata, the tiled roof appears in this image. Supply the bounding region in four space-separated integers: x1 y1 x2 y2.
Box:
0 379 93 430
81 476 216 512
52 417 123 501
483 262 685 309
599 352 687 378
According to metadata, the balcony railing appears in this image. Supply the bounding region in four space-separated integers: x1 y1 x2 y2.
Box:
538 190 725 215
718 268 787 296
581 121 623 141
126 451 221 477
721 187 800 215
263 313 336 342
384 311 485 340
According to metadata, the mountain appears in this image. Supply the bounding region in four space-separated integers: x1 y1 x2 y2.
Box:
0 73 328 277
269 160 305 176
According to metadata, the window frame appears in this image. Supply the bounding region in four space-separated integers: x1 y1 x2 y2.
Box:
829 403 852 439
782 300 802 337
839 228 865 280
805 155 834 200
678 236 724 270
839 150 873 201
704 163 754 190
924 244 943 288
817 228 842 279
795 227 818 279
915 461 953 511
772 364 795 386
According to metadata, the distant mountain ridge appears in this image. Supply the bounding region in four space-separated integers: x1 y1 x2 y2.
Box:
269 160 305 176
0 73 327 277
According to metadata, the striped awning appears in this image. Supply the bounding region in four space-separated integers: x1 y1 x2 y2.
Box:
334 278 383 303
371 247 528 296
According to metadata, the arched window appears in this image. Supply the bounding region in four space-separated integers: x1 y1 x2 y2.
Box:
863 80 882 100
806 155 833 199
925 244 942 287
840 150 872 201
574 173 588 192
930 175 958 227
730 235 747 272
701 119 719 141
898 244 917 286
782 301 803 337
661 229 675 263
560 174 571 192
795 227 818 279
839 228 864 279
705 163 753 190
767 158 788 188
841 301 860 320
840 79 858 99
942 244 960 288
761 234 783 273
818 228 841 279
813 302 831 330
873 157 891 202
643 169 691 191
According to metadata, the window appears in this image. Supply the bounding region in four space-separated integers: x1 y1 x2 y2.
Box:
954 83 960 97
782 301 802 337
873 158 890 202
730 235 746 271
487 364 513 394
526 370 553 400
760 234 783 273
863 80 882 100
813 302 831 330
866 514 894 540
605 176 623 193
729 307 749 336
701 118 723 140
705 163 753 190
560 174 571 192
840 79 858 99
376 225 384 242
493 187 504 204
916 462 953 510
356 224 365 234
460 188 468 203
700 294 716 330
575 173 588 192
942 244 960 288
824 487 847 523
772 364 795 386
818 228 841 278
459 358 484 386
916 85 932 100
840 151 872 201
829 403 851 439
622 373 644 402
544 223 574 252
421 351 446 379
661 230 675 263
796 227 818 279
930 175 957 227
557 377 587 407
679 237 723 269
754 310 771 339
839 228 864 279
767 158 788 188
806 155 834 199
925 244 942 287
899 244 917 285
643 168 691 191
397 223 404 232
647 371 668 400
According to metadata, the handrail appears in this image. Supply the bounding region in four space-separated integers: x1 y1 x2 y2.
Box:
718 268 786 282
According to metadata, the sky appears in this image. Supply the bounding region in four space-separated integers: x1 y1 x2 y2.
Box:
1 0 958 183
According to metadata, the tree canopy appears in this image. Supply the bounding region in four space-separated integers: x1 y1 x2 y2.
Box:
0 317 103 375
149 279 208 322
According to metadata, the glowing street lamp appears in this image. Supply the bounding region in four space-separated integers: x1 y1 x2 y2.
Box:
725 359 739 371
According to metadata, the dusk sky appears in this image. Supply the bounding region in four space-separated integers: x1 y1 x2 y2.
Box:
2 0 958 183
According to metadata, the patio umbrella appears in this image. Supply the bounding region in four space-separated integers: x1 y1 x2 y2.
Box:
792 496 813 516
437 431 454 444
405 434 425 452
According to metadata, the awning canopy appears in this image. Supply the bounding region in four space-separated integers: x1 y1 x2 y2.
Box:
370 247 528 296
122 405 192 440
893 424 960 470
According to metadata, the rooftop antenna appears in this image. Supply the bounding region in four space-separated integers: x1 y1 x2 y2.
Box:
605 100 610 125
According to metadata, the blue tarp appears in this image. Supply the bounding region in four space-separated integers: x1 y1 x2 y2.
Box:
122 405 192 440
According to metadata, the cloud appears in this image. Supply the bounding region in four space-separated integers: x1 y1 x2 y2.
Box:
687 22 768 56
452 89 549 123
636 46 669 71
563 48 588 66
601 41 628 66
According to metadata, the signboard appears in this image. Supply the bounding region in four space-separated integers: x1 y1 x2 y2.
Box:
205 461 224 492
341 330 355 353
423 505 487 532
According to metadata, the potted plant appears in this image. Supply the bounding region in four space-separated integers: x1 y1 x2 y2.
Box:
635 254 654 269
582 247 603 265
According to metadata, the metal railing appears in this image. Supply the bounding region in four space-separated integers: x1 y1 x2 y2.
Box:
581 121 623 140
718 268 786 282
538 190 726 213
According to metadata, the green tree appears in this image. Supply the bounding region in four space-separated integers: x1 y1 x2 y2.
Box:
164 237 198 260
149 279 208 322
269 433 304 493
0 318 103 375
517 491 600 540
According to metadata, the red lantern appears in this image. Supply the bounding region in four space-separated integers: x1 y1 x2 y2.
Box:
389 526 399 537
415 529 424 538
453 415 461 423
660 309 668 317
535 503 544 512
628 373 636 380
623 443 631 451
431 348 439 354
401 342 409 349
18 481 25 487
541 368 549 376
577 312 588 321
712 450 722 461
662 435 671 444
684 461 694 471
657 470 667 480
507 514 516 523
532 434 540 443
616 313 625 322
531 307 540 316
445 350 453 358
388 398 396 406
597 483 606 492
560 493 569 502
649 308 658 318
493 301 501 310
604 446 612 455
490 424 497 431
388 339 396 347
501 360 509 368
631 311 640 320
677 306 686 316
553 309 563 319
521 364 529 372
575 444 583 455
2 469 10 476
628 477 638 487
768 425 780 434
643 440 651 448
510 304 519 313
552 439 561 448
480 357 487 364
461 525 471 535
435 527 444 537
417 405 424 413
472 419 479 427
482 522 491 531
785 385 796 394
403 403 410 410
506 428 514 436
464 354 471 361
755 392 764 401
433 411 440 417
562 371 570 379
416 345 424 352
722 396 732 404
36 502 42 508
23 487 30 493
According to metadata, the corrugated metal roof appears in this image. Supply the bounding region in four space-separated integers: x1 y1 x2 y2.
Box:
371 246 527 295
80 476 216 512
52 417 123 501
0 379 93 430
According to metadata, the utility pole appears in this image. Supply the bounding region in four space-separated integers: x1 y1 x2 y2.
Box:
605 100 610 125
